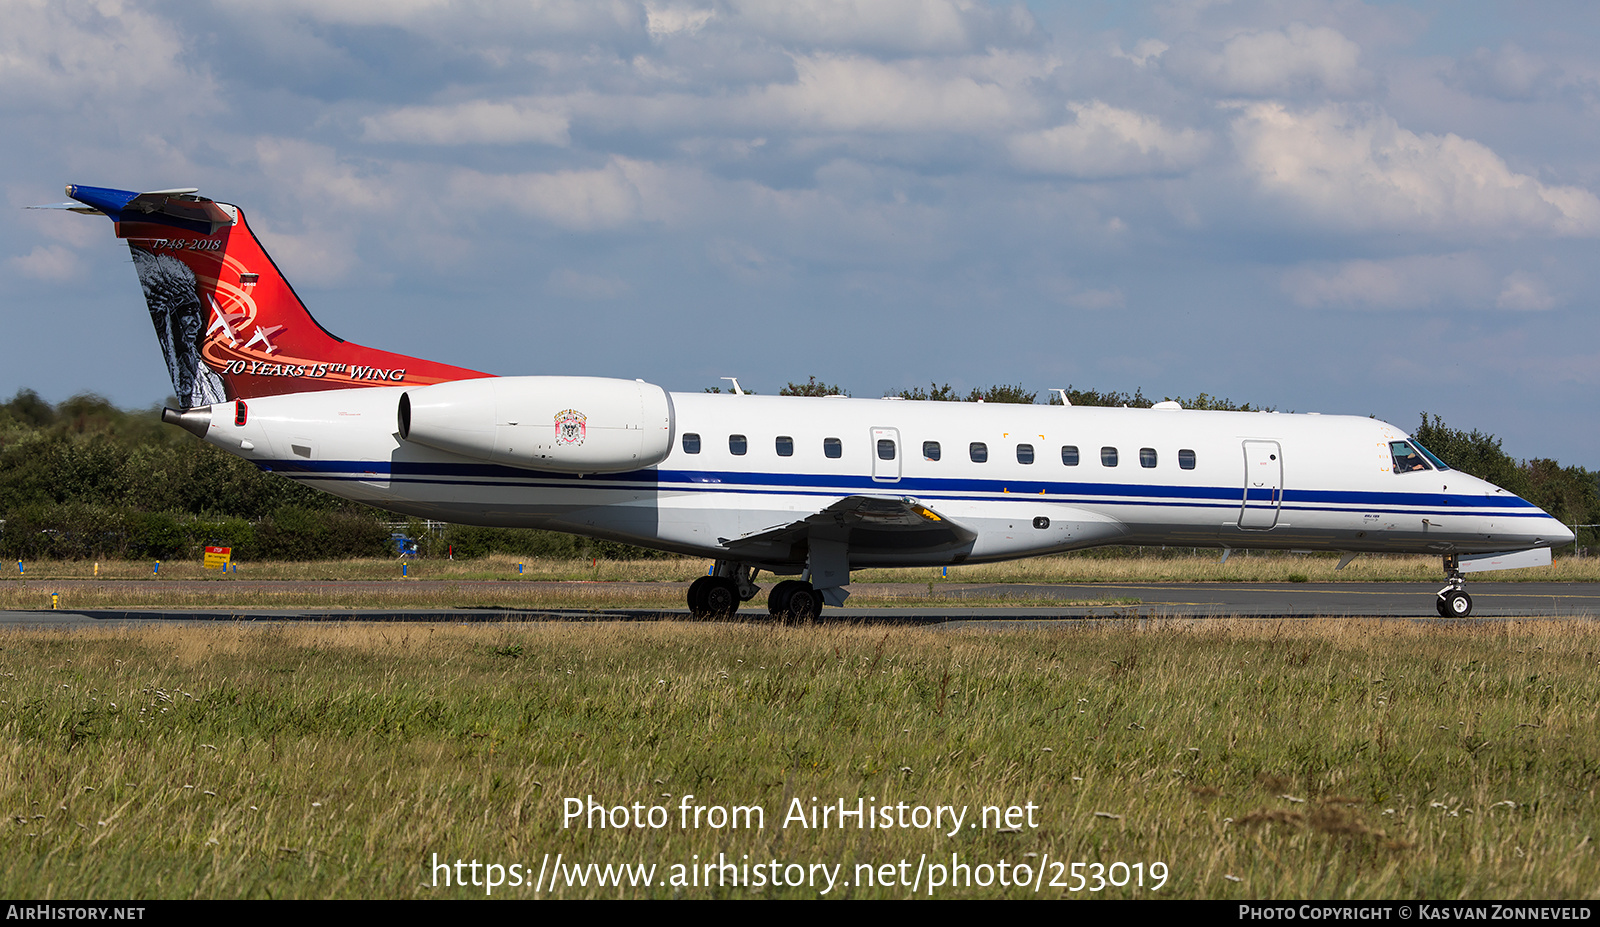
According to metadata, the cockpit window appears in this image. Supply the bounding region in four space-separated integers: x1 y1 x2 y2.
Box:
1412 441 1451 471
1390 441 1431 474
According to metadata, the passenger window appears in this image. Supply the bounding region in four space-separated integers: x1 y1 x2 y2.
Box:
824 437 842 459
923 441 941 461
1061 445 1079 466
776 436 794 457
877 439 896 461
1179 449 1196 470
1140 447 1157 468
729 434 747 456
1101 446 1118 467
1390 441 1430 473
1016 444 1034 465
970 442 988 463
682 433 701 454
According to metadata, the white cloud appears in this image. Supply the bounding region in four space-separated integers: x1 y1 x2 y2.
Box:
0 0 219 115
513 47 1055 147
706 237 787 281
1448 44 1567 102
1112 39 1168 68
217 0 638 33
251 139 396 213
1037 275 1125 310
1233 102 1600 238
1496 271 1556 311
1167 23 1367 97
1283 254 1494 310
6 245 79 282
547 269 633 299
249 225 359 288
1009 101 1208 178
361 100 571 146
646 2 715 39
723 0 1038 54
745 52 1037 134
453 158 651 230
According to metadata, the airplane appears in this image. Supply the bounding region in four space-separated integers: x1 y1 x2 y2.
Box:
36 184 1576 620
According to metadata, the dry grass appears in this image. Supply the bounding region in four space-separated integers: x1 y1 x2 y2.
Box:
4 551 1595 584
0 580 1135 612
861 552 1594 585
2 619 1598 898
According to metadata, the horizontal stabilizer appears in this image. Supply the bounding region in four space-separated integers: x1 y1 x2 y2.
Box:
1457 547 1553 574
62 184 236 235
27 202 103 215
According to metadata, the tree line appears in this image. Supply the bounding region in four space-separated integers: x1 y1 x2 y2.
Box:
0 391 663 561
2 386 1594 560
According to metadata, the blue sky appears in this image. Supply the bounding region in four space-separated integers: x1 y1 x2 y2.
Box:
5 0 1598 465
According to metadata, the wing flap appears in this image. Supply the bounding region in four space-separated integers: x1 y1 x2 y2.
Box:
720 495 979 558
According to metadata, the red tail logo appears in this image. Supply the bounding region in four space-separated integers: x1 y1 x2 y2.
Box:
104 193 489 407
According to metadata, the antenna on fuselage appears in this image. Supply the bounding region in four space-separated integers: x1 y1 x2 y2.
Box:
721 377 745 396
1051 389 1071 406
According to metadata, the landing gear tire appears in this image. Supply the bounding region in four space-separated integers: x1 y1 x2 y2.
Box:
789 587 824 623
1436 555 1472 618
687 576 739 619
768 580 799 618
1438 590 1472 618
768 580 822 623
687 576 713 614
701 577 739 618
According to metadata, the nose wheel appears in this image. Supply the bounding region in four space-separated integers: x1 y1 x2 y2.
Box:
1435 555 1473 617
1436 589 1472 617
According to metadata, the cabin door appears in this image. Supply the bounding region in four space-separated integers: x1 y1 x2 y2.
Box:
871 427 901 482
1239 440 1282 529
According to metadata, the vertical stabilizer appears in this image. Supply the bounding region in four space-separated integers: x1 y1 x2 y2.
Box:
62 184 491 408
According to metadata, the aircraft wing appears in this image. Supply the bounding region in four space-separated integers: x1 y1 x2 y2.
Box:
718 494 979 560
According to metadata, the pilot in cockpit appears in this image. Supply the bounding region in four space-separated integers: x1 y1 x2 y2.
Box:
1392 442 1428 473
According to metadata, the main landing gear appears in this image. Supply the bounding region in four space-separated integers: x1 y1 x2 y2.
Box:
685 561 827 622
686 561 758 618
1436 554 1472 618
767 579 824 623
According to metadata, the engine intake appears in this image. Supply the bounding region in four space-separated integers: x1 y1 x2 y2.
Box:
398 376 674 473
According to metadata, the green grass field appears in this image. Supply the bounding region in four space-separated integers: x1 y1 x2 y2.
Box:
3 619 1597 898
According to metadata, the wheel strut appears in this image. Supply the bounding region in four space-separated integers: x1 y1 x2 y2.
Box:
1435 554 1473 618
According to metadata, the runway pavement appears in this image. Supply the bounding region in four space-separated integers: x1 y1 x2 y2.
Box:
3 581 1598 628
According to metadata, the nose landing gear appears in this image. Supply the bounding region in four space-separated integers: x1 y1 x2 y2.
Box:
1436 555 1472 617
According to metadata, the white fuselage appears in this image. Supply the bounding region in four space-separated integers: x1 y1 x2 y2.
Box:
200 386 1572 572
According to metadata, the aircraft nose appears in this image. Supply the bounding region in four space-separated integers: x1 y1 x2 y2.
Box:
1550 518 1576 546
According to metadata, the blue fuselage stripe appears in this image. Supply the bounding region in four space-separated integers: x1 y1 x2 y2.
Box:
263 459 1548 519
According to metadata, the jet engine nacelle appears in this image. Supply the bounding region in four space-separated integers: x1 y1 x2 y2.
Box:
398 376 674 473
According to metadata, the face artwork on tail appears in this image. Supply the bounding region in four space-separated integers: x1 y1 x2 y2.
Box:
131 248 228 409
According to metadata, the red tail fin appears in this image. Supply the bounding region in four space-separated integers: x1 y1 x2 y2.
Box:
72 185 490 407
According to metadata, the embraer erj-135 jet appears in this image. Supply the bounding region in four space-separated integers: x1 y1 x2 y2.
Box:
39 185 1574 620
